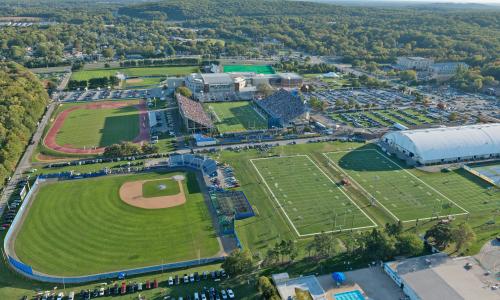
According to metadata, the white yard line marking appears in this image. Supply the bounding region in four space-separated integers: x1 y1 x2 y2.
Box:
250 155 377 237
250 157 302 237
323 153 400 222
323 149 470 221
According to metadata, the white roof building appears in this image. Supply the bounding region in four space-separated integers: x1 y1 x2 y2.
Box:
384 253 500 300
381 123 500 165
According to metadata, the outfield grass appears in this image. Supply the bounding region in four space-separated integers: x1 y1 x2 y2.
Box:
251 155 376 236
204 101 268 133
223 64 274 74
71 66 199 81
142 178 181 198
324 149 468 222
55 102 140 148
14 171 220 276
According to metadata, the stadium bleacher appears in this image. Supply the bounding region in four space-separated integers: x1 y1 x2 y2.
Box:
176 94 213 132
168 154 217 175
255 89 305 127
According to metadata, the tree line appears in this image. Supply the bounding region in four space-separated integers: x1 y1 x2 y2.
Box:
0 62 49 188
67 76 120 90
1 0 498 79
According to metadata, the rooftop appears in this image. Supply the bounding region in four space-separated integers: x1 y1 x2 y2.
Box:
387 253 500 300
200 73 234 85
273 274 327 300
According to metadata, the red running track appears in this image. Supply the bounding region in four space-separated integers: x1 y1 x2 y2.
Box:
44 101 150 155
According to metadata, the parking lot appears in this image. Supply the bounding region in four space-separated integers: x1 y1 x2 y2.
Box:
32 269 239 300
56 89 154 102
329 108 443 129
304 88 416 109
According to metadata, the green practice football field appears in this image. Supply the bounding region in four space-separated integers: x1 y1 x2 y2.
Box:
55 102 140 148
223 64 275 74
324 149 469 222
204 101 267 133
251 155 376 236
14 172 220 276
142 178 181 198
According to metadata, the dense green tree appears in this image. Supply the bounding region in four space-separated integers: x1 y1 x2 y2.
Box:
176 86 192 98
359 228 396 261
400 70 417 82
221 249 253 276
451 223 476 252
257 276 279 299
0 62 49 188
425 223 452 250
395 233 424 257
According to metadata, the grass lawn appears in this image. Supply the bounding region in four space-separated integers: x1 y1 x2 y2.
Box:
14 171 220 276
324 149 468 222
71 66 199 81
124 77 164 88
223 64 274 74
142 178 181 198
204 101 267 133
251 155 376 236
55 102 140 148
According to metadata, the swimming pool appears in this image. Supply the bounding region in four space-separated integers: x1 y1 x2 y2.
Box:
333 290 366 300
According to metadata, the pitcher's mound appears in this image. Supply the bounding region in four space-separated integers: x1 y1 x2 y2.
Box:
119 177 186 209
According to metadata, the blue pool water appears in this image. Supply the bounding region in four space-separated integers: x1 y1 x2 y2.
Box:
333 290 366 300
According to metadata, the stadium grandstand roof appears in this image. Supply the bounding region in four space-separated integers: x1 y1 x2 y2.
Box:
200 73 234 85
256 89 304 126
176 94 213 127
382 123 500 164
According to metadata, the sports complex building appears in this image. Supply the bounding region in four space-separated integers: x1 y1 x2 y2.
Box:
381 123 500 165
185 71 303 101
176 89 306 134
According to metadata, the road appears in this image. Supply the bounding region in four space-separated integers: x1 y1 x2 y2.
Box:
57 71 71 91
178 135 344 154
0 101 57 216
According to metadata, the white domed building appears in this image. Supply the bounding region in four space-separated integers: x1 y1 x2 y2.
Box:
380 123 500 165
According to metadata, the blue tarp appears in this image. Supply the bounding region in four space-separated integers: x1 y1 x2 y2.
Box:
332 272 346 283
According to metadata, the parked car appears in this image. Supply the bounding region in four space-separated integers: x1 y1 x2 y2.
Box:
227 289 235 299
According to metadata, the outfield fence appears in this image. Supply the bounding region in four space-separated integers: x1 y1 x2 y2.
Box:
2 169 228 283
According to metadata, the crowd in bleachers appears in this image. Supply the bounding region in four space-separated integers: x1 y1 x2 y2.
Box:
176 94 213 128
255 89 305 126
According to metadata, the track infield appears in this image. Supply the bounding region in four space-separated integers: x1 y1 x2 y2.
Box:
250 155 376 236
44 101 149 154
13 171 220 276
323 149 469 222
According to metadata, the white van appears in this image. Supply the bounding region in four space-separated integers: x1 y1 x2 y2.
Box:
68 291 75 300
194 292 200 300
